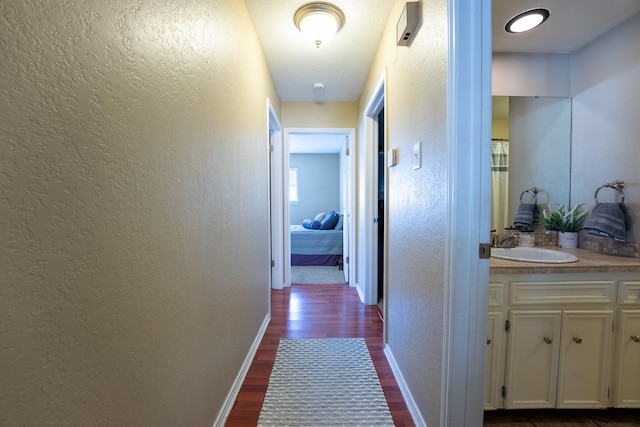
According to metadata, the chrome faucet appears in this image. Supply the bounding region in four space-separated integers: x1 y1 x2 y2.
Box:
490 232 519 248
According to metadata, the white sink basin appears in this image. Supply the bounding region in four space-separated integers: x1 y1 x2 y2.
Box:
491 247 579 264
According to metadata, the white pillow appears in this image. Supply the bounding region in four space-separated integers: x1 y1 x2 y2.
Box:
314 212 325 222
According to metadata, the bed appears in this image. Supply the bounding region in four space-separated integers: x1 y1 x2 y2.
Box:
290 225 343 266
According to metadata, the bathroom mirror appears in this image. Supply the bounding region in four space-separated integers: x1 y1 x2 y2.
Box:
491 96 572 232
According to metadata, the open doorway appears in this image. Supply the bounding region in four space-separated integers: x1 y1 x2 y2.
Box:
283 129 355 288
376 107 385 316
360 74 386 311
267 100 283 291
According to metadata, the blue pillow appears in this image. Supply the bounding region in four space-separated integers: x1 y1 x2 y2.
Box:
302 219 321 229
319 211 340 229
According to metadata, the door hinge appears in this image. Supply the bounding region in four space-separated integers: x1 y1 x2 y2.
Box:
608 388 610 398
346 148 350 156
269 145 274 153
612 320 615 332
505 319 510 332
501 386 506 398
271 260 275 267
479 243 491 259
345 256 349 264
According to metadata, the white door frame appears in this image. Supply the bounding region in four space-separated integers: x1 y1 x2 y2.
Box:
360 73 386 306
442 0 492 425
267 99 284 290
283 127 356 288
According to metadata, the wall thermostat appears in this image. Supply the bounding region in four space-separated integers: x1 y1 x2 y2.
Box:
396 2 420 47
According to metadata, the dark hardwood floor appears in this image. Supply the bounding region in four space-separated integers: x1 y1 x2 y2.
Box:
483 408 640 426
224 284 415 427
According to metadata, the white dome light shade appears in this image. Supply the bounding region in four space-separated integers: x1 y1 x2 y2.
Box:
294 3 345 48
505 8 550 33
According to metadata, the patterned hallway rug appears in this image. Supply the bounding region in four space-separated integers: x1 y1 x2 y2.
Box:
258 338 394 427
290 266 347 285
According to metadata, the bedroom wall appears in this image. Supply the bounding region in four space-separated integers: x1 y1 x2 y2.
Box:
358 0 449 425
290 154 341 225
0 1 278 425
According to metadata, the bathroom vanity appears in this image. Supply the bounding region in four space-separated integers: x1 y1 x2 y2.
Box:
486 248 640 411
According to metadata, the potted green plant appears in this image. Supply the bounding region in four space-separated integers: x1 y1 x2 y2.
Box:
539 203 588 248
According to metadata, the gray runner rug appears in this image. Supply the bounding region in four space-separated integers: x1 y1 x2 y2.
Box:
258 338 394 427
290 266 347 285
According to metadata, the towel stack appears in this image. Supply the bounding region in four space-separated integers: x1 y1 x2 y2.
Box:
513 203 537 230
583 203 630 242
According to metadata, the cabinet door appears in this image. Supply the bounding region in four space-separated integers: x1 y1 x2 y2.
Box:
613 310 640 408
556 310 613 408
484 311 503 410
504 310 561 409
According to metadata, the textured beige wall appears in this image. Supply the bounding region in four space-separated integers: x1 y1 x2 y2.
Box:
281 102 358 129
358 0 448 425
0 1 278 425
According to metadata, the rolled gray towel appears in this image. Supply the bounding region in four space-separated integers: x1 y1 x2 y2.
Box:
583 203 629 242
514 203 536 230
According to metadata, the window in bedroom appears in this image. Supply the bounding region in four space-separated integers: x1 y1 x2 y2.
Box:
289 168 299 203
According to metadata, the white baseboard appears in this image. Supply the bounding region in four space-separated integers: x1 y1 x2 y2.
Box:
213 313 271 427
384 344 427 427
355 282 365 303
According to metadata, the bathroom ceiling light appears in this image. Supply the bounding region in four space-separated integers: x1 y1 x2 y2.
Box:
505 8 550 33
294 2 345 48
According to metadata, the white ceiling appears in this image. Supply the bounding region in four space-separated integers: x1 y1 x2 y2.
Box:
492 0 640 53
245 0 393 103
246 0 640 104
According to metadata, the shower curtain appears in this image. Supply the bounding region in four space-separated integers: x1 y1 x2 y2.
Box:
491 142 509 232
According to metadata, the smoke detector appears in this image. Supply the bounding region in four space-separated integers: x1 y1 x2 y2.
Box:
314 82 325 91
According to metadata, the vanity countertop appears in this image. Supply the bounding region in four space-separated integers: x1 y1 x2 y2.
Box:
490 246 640 274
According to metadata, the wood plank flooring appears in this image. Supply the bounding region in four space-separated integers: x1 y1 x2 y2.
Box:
483 408 640 426
224 284 415 427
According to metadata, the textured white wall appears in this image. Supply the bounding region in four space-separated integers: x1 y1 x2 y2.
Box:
571 13 640 242
0 1 278 425
359 0 448 424
508 97 572 221
492 52 571 97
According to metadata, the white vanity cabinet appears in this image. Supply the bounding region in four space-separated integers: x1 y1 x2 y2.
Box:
555 310 613 408
612 281 640 407
503 309 613 409
504 310 561 409
484 284 506 410
487 272 640 410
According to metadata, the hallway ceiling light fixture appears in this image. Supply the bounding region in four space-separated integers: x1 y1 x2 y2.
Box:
294 2 345 48
505 8 550 33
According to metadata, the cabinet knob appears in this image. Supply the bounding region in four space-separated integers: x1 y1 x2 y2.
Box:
543 337 553 344
486 338 492 345
572 336 583 344
631 335 640 343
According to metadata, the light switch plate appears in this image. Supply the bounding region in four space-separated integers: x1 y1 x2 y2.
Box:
387 147 398 167
413 141 422 170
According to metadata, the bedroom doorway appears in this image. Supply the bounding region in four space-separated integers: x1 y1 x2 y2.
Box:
284 128 355 288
